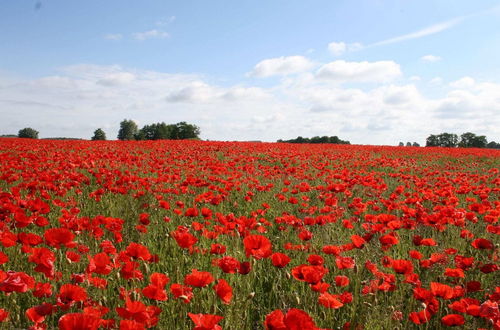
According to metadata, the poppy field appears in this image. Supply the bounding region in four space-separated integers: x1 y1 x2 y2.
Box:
0 138 498 329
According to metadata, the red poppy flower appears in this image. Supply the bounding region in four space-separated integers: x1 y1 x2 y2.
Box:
87 253 113 275
335 275 350 287
430 282 454 300
119 319 145 330
188 313 223 330
44 228 75 248
243 234 272 259
217 256 241 273
57 284 87 310
238 261 252 275
441 314 465 326
116 298 160 327
213 279 232 304
391 259 414 275
184 269 214 288
28 247 56 278
0 308 8 322
409 309 431 324
172 229 198 250
351 235 366 248
335 256 355 270
444 268 465 278
125 243 152 261
471 238 494 250
271 253 291 268
291 265 328 284
306 254 324 266
26 303 54 324
318 292 344 309
58 313 101 330
170 283 193 303
0 271 35 293
143 273 170 301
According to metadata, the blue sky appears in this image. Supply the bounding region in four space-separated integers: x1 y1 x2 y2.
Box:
1 0 499 144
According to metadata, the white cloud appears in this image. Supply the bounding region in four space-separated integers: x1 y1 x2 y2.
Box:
328 42 364 56
450 76 475 89
328 42 346 56
370 17 463 47
249 56 315 77
429 77 443 85
132 29 169 40
316 60 401 83
97 72 135 86
104 33 123 41
166 82 218 103
421 55 442 62
1 62 499 145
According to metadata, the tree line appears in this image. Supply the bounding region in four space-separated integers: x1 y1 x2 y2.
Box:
6 126 500 149
426 132 500 149
113 119 200 141
277 136 350 144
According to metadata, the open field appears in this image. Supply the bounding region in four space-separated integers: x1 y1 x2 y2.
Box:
0 139 498 329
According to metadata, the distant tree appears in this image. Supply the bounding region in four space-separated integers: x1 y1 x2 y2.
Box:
91 128 106 141
117 119 138 140
458 132 487 148
18 127 39 139
426 134 438 147
398 142 404 147
426 133 458 147
486 141 500 149
277 135 349 144
406 142 412 147
176 121 200 140
412 142 420 147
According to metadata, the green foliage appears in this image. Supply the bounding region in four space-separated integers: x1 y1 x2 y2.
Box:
117 119 138 140
136 121 200 140
458 132 487 148
91 128 107 141
18 127 39 139
425 133 458 147
426 132 492 148
486 141 500 149
278 135 350 144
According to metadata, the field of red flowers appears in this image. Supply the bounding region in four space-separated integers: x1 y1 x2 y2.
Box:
0 138 498 329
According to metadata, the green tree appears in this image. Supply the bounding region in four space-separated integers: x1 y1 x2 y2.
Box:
176 121 200 139
117 119 138 141
18 127 39 139
426 133 458 147
426 134 438 147
459 132 487 148
487 141 500 149
91 128 106 141
412 142 420 147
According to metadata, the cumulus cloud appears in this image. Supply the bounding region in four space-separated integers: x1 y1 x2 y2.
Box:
421 55 442 62
1 60 499 145
249 56 314 77
97 72 135 86
450 76 475 89
316 60 401 83
132 29 169 40
166 82 218 103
